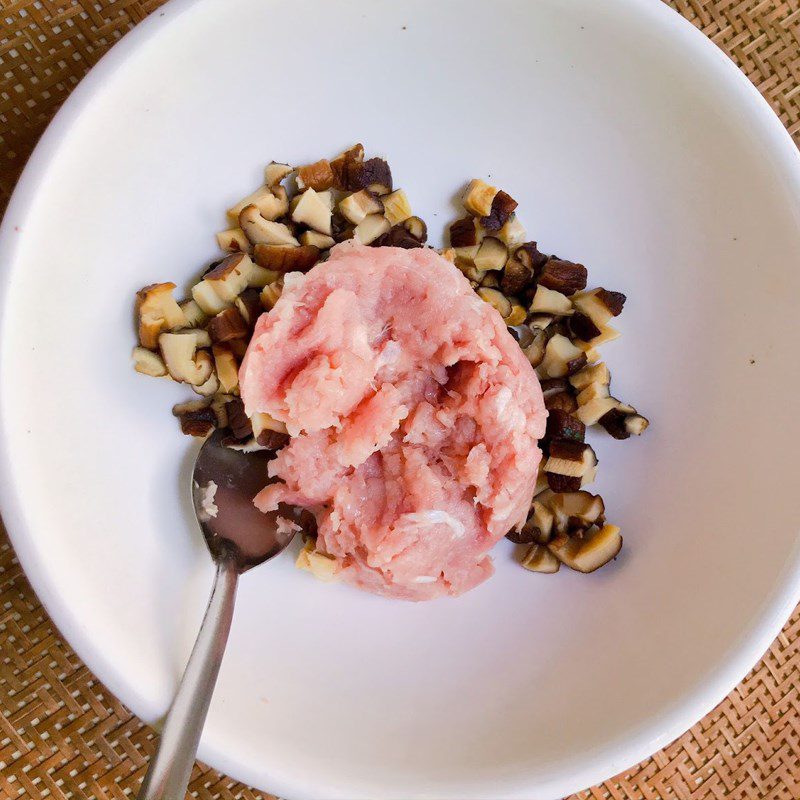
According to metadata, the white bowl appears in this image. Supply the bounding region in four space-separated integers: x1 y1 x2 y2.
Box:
1 0 799 798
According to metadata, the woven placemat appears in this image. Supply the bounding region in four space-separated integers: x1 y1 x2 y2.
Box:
1 2 798 798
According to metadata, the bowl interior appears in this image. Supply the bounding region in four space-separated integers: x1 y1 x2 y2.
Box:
1 0 799 798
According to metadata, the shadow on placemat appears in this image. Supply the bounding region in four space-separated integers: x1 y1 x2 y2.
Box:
1 1 799 799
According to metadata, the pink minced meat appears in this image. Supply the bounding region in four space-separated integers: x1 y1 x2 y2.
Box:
240 242 546 600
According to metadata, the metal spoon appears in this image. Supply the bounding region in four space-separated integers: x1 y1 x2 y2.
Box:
137 429 296 800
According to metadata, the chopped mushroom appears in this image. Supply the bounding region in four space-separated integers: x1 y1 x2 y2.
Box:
625 414 649 435
463 179 498 217
264 161 293 187
544 440 598 479
173 399 217 437
529 285 573 316
569 362 610 391
208 306 249 343
402 216 427 243
382 189 413 226
176 299 208 330
549 491 605 532
540 334 587 378
226 397 252 440
504 304 527 327
296 540 340 581
212 343 239 393
572 288 626 328
449 216 482 248
569 312 602 342
521 544 561 573
576 381 610 406
354 214 391 245
292 188 333 235
576 395 619 425
297 159 335 191
477 287 512 319
538 258 587 295
260 280 283 310
521 327 548 368
193 371 220 397
549 525 622 573
132 346 167 377
330 143 365 190
227 185 289 224
192 253 254 314
545 409 585 443
497 215 526 248
474 237 508 271
136 283 187 349
501 251 535 296
248 265 281 289
158 332 214 386
240 205 300 246
339 190 384 225
253 244 320 273
300 230 336 249
480 190 518 231
347 157 393 195
216 227 250 253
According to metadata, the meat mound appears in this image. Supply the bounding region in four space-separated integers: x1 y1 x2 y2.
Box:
240 242 546 600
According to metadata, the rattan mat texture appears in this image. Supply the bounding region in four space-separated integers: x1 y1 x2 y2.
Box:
1 1 799 798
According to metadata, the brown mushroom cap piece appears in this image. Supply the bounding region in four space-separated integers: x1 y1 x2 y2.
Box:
521 327 548 368
402 216 427 243
330 143 365 190
572 288 625 328
538 258 588 295
158 332 214 386
253 243 321 273
501 251 535 296
569 312 602 342
347 157 393 195
136 282 187 349
545 409 586 443
208 306 249 343
260 280 283 310
544 440 598 478
480 190 518 231
297 159 335 191
173 400 218 437
339 190 385 225
449 216 482 249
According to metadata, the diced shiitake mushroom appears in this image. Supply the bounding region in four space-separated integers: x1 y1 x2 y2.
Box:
520 544 560 573
208 306 249 343
548 525 622 573
463 179 498 217
402 216 427 243
292 188 333 235
212 344 239 393
382 190 412 226
192 253 254 315
521 327 548 368
540 334 587 378
296 159 335 191
176 299 208 330
530 285 573 316
576 395 619 426
264 161 293 187
260 280 283 310
477 287 512 319
449 216 483 249
572 288 626 329
240 205 299 246
132 346 167 377
158 332 213 386
504 304 527 327
480 191 518 232
474 237 508 271
576 381 610 407
497 216 526 249
544 440 598 480
254 244 320 273
300 230 336 249
549 491 605 533
354 214 390 245
296 540 340 581
339 190 384 225
599 407 650 439
172 399 218 437
569 362 610 391
216 227 250 253
136 283 187 349
227 185 288 224
537 258 587 296
545 409 586 443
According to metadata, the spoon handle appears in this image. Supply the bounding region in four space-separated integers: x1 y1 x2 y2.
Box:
137 557 239 800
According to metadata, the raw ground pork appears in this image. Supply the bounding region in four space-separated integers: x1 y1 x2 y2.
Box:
240 242 546 600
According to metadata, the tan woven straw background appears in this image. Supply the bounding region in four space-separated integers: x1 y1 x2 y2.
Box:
1 1 799 798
